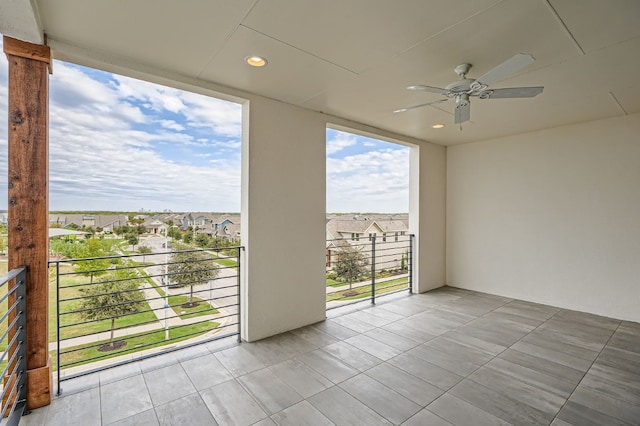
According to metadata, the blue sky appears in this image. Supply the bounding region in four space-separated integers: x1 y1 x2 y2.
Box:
0 37 408 213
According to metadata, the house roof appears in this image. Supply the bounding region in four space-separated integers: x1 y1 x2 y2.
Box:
3 1 638 146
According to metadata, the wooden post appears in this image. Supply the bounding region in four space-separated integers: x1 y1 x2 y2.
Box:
4 36 53 410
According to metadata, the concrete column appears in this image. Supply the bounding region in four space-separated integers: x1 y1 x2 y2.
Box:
241 98 327 341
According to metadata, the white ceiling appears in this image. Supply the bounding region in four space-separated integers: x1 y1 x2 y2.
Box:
5 0 640 145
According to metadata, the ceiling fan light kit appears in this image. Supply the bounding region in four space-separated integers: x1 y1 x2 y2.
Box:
395 53 544 125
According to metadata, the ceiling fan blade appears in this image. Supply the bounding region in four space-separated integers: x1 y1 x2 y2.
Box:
393 99 448 113
455 102 470 124
478 86 544 99
473 53 536 88
406 85 448 94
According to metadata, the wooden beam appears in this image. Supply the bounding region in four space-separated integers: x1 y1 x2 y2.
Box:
4 36 52 409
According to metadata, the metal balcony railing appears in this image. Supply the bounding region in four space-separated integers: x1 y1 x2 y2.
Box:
49 246 242 394
0 266 28 426
326 234 414 309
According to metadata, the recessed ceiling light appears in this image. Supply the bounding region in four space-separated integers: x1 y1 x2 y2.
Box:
246 56 268 67
432 124 445 129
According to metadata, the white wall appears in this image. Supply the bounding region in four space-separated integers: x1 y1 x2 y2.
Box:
410 143 447 292
242 97 328 341
447 113 640 322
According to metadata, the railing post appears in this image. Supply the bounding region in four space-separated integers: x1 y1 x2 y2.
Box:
56 261 61 395
371 236 376 305
409 234 414 294
16 268 28 412
236 247 242 343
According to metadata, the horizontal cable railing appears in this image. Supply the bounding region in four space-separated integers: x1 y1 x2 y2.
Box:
0 266 27 426
326 234 414 309
50 245 242 394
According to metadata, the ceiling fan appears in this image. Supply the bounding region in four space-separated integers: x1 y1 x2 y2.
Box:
394 53 544 124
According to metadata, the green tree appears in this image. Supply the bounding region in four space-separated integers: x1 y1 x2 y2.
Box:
195 233 210 248
0 237 5 255
79 268 145 350
168 248 219 307
126 233 139 250
75 238 111 284
182 232 193 244
334 246 369 290
168 227 182 241
138 245 152 262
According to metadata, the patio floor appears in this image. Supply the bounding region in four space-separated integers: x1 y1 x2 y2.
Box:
21 287 640 425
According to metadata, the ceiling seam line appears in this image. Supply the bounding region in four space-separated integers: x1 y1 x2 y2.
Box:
543 0 585 55
238 24 360 76
196 0 262 79
608 92 628 116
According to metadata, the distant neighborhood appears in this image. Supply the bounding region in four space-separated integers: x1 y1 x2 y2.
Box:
1 211 410 267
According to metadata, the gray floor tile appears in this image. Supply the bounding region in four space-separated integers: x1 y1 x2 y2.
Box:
58 373 100 396
468 366 566 417
99 362 142 386
360 305 408 323
181 353 234 390
510 341 594 372
538 318 614 345
214 344 266 376
363 327 421 351
438 330 506 356
269 358 334 398
173 343 211 362
291 324 339 347
482 310 545 328
595 345 640 375
340 373 421 425
331 315 378 333
555 400 629 426
407 342 489 377
570 384 640 425
239 368 303 414
609 329 640 354
499 348 585 385
308 386 392 426
580 363 640 405
427 393 511 426
485 357 576 398
46 387 101 426
155 394 217 426
270 400 334 426
366 363 445 406
521 329 602 361
381 321 436 343
106 409 159 426
296 349 358 384
311 320 359 340
138 352 179 373
496 300 559 321
101 374 154 425
401 408 453 426
253 419 277 426
552 309 621 331
424 337 494 368
389 352 463 391
344 334 403 360
20 405 49 426
143 363 196 406
200 379 268 425
455 322 527 347
449 379 552 425
322 341 383 371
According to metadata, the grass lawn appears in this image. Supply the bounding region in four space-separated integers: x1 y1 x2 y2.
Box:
139 268 219 320
327 277 409 302
55 321 219 371
214 258 237 268
326 278 346 287
53 265 160 342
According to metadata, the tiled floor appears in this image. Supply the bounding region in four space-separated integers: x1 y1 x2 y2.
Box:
22 287 640 425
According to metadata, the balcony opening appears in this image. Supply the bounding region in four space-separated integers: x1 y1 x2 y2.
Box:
0 40 244 390
325 127 412 310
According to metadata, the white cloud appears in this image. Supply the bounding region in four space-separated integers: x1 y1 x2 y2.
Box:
160 120 185 131
327 148 409 213
326 131 357 155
